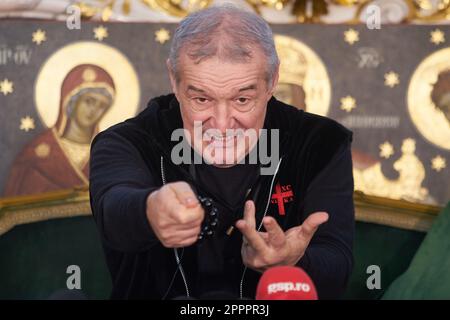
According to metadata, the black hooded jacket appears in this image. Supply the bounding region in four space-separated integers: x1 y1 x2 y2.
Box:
89 94 355 300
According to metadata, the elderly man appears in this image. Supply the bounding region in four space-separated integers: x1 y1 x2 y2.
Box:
90 5 354 300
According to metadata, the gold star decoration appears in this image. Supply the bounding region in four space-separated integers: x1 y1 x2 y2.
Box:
379 142 394 159
430 29 445 45
344 28 359 45
0 78 13 95
340 95 356 112
20 116 35 132
155 28 170 44
32 29 46 45
93 25 108 41
431 155 446 172
384 72 400 88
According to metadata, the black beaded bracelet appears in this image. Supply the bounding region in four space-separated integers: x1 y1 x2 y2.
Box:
197 195 219 241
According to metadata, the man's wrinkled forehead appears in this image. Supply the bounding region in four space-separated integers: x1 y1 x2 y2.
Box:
187 84 257 93
185 83 260 98
181 67 264 97
175 46 269 85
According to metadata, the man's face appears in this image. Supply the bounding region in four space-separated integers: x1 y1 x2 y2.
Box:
168 49 278 167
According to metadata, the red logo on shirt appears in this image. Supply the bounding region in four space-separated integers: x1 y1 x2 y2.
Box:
271 183 294 216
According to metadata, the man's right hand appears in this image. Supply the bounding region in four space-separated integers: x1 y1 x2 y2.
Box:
146 181 204 248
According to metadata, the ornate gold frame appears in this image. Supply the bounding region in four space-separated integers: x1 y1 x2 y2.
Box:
0 187 443 236
353 191 441 232
0 186 91 236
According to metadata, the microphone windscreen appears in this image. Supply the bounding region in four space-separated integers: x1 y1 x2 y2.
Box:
256 266 318 300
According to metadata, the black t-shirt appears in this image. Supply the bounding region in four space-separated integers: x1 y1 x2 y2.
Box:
191 161 260 296
195 162 260 210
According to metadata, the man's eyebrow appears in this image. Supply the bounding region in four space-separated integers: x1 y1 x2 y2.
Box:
238 84 257 92
187 85 206 93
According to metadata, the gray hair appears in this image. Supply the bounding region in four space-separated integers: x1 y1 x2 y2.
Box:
168 5 279 85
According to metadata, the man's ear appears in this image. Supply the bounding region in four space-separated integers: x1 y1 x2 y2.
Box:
166 59 178 95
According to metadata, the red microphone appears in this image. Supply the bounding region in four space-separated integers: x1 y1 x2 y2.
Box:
256 266 318 300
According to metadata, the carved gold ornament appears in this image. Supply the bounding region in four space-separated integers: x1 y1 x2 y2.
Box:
141 0 212 18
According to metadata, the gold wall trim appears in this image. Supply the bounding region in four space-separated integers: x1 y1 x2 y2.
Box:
0 187 91 236
354 191 441 232
0 188 444 236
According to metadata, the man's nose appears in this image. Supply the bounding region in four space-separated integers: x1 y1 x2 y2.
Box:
212 103 234 132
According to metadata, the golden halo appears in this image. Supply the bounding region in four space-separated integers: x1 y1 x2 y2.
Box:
274 34 331 116
34 41 140 132
407 47 450 150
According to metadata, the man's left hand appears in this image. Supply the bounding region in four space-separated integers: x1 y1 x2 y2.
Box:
235 200 329 273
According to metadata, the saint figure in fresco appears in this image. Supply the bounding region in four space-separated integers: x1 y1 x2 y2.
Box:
3 64 115 196
431 69 450 124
